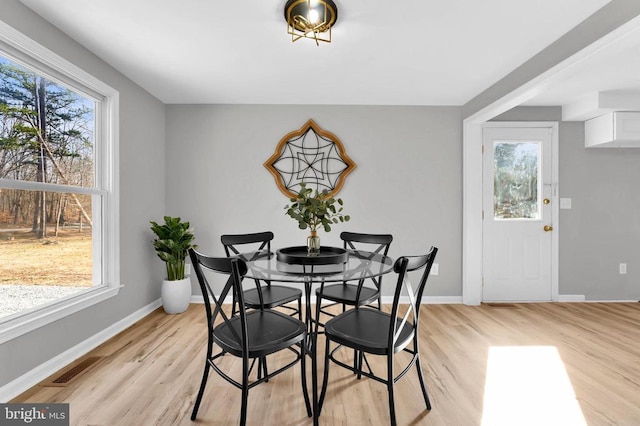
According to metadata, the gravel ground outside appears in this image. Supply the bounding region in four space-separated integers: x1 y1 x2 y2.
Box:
0 285 86 319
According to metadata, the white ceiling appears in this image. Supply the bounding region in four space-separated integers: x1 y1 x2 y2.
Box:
521 18 640 120
17 0 638 112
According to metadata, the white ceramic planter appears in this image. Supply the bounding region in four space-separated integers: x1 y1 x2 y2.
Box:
161 277 191 314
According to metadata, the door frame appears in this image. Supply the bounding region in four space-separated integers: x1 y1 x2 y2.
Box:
463 118 560 305
481 122 559 302
461 13 640 305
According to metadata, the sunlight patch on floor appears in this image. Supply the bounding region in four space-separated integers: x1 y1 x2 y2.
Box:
482 346 586 426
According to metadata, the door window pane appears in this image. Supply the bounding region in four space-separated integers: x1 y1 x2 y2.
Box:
493 141 541 220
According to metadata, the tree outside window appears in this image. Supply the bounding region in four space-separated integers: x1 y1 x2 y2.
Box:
0 55 96 319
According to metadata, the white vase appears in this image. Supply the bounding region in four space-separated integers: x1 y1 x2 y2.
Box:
161 277 191 314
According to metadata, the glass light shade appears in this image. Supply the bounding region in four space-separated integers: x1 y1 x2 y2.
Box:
285 0 338 45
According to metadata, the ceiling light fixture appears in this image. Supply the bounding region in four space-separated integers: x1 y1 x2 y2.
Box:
285 0 338 46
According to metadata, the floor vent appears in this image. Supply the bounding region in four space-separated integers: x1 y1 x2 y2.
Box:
45 356 103 386
483 303 520 309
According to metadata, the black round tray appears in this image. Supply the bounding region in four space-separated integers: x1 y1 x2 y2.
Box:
276 246 348 265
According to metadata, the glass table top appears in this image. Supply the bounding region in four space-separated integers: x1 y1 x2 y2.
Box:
238 248 394 283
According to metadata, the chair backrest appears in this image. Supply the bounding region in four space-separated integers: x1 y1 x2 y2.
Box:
340 232 393 298
387 246 438 351
189 248 249 350
221 231 273 257
341 231 393 256
221 232 274 304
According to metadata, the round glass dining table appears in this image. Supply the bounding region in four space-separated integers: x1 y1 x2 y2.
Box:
239 247 394 284
237 247 394 426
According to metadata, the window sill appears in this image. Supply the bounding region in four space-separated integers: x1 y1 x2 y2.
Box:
0 285 121 345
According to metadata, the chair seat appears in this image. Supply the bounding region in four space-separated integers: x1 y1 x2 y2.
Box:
324 308 414 355
243 285 302 309
315 283 379 306
213 309 306 358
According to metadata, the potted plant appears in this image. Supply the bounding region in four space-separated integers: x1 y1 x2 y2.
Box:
150 216 197 314
284 182 350 254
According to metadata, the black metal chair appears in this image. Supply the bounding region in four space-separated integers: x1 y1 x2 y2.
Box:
319 246 438 426
189 248 312 425
222 232 302 319
315 232 393 321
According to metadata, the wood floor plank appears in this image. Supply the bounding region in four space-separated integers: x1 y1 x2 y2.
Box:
11 302 640 425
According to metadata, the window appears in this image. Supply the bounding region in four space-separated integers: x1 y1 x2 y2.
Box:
493 141 541 220
0 21 119 343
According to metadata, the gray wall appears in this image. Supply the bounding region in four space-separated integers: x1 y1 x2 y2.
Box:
494 106 640 300
165 105 463 298
0 1 166 387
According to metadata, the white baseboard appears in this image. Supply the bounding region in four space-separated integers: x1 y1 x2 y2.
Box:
383 295 464 304
0 298 162 403
193 294 639 305
550 295 638 303
421 296 464 304
191 295 464 305
191 295 232 304
558 294 586 302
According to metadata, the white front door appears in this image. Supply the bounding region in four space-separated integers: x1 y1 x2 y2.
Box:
482 125 556 301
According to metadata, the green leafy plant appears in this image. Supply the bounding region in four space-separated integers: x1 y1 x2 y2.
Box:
284 183 350 232
150 216 197 281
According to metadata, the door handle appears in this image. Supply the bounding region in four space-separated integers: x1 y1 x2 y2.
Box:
543 225 553 232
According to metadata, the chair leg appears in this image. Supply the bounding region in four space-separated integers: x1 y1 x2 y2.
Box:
319 338 331 411
300 341 312 417
353 349 358 374
231 293 237 317
258 356 269 382
415 356 432 410
298 296 302 321
191 360 211 420
356 350 364 379
315 300 323 334
387 356 397 426
240 357 249 426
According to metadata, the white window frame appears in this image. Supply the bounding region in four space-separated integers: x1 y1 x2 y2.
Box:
0 20 120 344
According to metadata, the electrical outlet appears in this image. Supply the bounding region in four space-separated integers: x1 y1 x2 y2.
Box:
185 264 191 276
431 263 439 276
619 263 627 275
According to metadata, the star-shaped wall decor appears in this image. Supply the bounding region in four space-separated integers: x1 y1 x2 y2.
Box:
264 119 356 198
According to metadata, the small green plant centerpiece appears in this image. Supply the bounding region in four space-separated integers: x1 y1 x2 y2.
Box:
284 183 350 255
150 216 197 314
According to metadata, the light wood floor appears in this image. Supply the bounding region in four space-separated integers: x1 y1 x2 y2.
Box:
13 302 640 425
